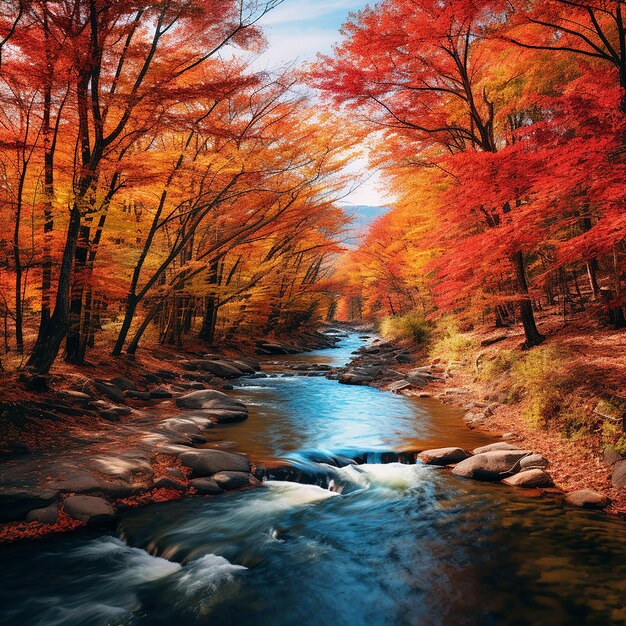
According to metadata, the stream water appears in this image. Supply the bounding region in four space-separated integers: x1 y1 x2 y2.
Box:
1 333 626 625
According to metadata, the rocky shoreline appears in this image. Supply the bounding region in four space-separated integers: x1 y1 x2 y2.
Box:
331 336 624 513
2 326 623 543
0 330 342 541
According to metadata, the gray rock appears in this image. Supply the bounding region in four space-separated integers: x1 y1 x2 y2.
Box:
25 504 59 524
98 409 120 422
179 449 250 477
49 469 137 498
124 390 152 401
418 447 469 465
90 452 152 481
228 360 257 374
109 376 136 391
150 389 173 399
612 459 626 488
60 390 92 404
565 489 610 509
175 390 248 422
154 476 185 491
338 371 374 385
212 471 256 490
604 446 623 466
93 381 125 403
452 450 532 480
63 495 116 524
183 360 243 378
519 454 549 470
166 468 185 481
190 477 223 494
502 469 553 488
0 488 57 522
388 380 413 393
472 442 522 455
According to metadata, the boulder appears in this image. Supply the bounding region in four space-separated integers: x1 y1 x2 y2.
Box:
60 390 92 405
63 495 116 525
109 376 136 391
49 469 137 498
150 389 173 399
175 390 248 422
388 380 413 393
93 381 125 404
565 489 610 509
452 450 531 480
212 471 257 490
472 442 522 455
502 469 553 488
0 488 57 522
25 504 59 524
519 454 549 470
190 477 223 495
612 459 626 488
124 390 152 401
228 360 257 374
603 446 623 466
255 341 290 355
178 449 250 477
153 476 185 491
184 360 244 378
418 447 470 465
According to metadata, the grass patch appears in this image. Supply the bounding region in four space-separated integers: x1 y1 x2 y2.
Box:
429 317 477 363
379 311 430 344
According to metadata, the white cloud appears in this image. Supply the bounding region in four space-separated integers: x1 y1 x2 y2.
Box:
261 0 364 26
251 1 392 207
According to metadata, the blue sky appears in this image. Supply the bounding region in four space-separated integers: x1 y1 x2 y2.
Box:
253 0 390 207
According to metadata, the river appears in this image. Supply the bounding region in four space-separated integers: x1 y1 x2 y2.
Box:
1 332 625 625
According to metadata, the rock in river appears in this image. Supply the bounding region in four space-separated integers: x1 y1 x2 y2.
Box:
519 454 549 470
472 442 522 455
0 488 57 522
63 495 116 525
417 447 469 465
502 469 553 488
452 450 531 481
212 471 256 490
178 449 250 477
190 477 223 495
565 489 610 509
175 389 248 423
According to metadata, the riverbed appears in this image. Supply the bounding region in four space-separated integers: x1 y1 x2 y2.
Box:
1 333 625 625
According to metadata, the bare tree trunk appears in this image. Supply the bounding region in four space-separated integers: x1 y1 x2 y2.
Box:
512 250 544 348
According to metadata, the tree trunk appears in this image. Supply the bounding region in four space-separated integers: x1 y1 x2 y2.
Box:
27 204 82 373
65 223 90 363
512 250 544 348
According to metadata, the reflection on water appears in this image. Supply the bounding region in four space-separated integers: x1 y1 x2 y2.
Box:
1 332 625 625
203 332 493 459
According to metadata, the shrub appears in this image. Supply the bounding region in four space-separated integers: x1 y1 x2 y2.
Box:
379 311 430 344
478 349 519 382
429 317 477 363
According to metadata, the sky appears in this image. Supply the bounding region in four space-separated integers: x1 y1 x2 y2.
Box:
253 0 391 208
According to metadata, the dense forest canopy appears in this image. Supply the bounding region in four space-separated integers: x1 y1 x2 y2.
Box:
0 0 625 373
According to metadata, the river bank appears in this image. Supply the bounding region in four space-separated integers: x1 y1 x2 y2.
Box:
0 328 343 542
335 327 626 516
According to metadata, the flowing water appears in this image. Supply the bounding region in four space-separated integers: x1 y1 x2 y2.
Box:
1 333 626 625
